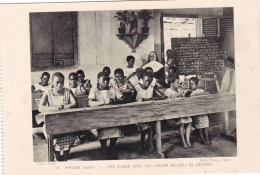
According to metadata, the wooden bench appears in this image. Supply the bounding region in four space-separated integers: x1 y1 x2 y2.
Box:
36 93 236 161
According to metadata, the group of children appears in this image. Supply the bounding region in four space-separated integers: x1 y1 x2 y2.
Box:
33 52 216 161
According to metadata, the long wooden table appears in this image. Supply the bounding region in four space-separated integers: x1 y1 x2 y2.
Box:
32 93 89 134
36 93 236 161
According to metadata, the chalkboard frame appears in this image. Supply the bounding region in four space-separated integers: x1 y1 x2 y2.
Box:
171 36 225 75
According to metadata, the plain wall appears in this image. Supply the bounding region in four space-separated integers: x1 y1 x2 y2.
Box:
31 8 228 86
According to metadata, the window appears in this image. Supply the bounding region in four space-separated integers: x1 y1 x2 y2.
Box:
30 12 78 71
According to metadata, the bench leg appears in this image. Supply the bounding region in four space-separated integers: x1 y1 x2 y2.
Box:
155 121 164 158
47 135 54 162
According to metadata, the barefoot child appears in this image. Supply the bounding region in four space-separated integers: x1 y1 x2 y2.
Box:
88 72 124 149
38 72 78 161
134 71 166 152
188 77 211 145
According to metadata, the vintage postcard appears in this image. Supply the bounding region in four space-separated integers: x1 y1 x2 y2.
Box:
1 0 260 174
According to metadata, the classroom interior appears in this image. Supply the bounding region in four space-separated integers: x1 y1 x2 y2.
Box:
31 7 236 161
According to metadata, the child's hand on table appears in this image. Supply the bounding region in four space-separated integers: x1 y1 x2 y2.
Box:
58 105 64 110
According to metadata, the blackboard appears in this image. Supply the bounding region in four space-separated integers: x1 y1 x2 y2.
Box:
171 37 224 75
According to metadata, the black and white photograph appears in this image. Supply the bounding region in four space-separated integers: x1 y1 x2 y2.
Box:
30 7 237 162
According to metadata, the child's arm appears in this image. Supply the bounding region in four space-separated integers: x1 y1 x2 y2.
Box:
63 90 78 109
155 80 164 88
125 72 136 81
154 87 167 100
88 98 105 107
119 81 135 93
227 71 234 92
38 92 59 112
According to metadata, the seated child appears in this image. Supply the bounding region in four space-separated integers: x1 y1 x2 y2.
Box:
113 68 135 102
129 68 144 86
38 72 78 161
76 70 92 95
164 77 183 98
164 77 183 127
123 55 137 79
187 77 211 145
140 67 164 88
68 72 87 95
167 66 179 86
103 66 115 87
134 71 166 152
31 72 50 93
88 72 124 150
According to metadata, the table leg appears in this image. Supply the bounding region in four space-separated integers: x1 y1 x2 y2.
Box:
148 126 153 150
223 111 229 135
155 121 164 158
48 135 54 162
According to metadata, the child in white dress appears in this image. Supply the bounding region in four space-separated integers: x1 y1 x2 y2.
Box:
39 72 78 161
88 72 124 149
134 71 166 152
221 57 235 93
187 77 211 145
123 55 137 79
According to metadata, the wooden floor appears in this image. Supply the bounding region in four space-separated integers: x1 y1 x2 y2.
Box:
33 119 237 162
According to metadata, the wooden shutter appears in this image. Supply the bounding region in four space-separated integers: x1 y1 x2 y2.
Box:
30 12 78 70
220 16 234 58
202 18 218 37
30 13 54 69
52 12 76 67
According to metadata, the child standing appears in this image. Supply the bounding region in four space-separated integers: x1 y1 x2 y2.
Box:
188 77 211 145
221 57 235 93
123 55 136 79
134 71 166 152
88 72 124 150
38 72 78 161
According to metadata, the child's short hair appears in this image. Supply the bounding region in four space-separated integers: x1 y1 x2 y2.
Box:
136 68 144 74
227 57 234 64
143 71 153 79
144 67 153 73
41 72 50 78
103 66 111 74
126 55 135 62
189 77 199 85
76 70 85 77
68 72 77 80
52 72 65 81
114 68 124 76
166 49 174 58
97 71 109 79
